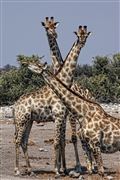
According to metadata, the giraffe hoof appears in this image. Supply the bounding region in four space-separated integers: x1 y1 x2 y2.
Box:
75 164 82 173
26 167 32 174
14 168 20 176
69 170 80 178
55 173 61 179
63 168 69 175
29 171 36 177
88 170 93 175
92 167 97 174
98 171 104 176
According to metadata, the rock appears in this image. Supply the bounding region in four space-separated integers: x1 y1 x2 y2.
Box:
28 139 36 146
39 148 48 152
46 162 50 165
36 123 45 126
0 106 14 120
44 138 54 144
79 175 85 180
107 175 114 180
69 170 80 178
100 103 120 116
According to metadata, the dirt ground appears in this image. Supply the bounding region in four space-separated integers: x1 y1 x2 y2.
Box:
0 112 120 180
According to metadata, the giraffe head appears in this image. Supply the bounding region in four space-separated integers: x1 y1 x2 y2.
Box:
23 59 48 75
41 17 59 38
74 25 91 47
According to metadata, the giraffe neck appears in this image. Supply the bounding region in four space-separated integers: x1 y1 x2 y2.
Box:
47 32 63 74
42 69 93 118
56 40 83 87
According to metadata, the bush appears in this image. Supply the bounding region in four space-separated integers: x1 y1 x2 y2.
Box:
0 55 45 105
75 53 120 103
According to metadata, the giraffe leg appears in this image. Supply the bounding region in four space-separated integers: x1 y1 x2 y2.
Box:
92 145 104 176
69 116 82 173
54 141 61 177
14 142 21 176
14 124 25 176
61 117 67 174
80 139 93 174
21 121 33 173
14 120 32 176
72 135 82 172
90 151 96 173
54 110 67 177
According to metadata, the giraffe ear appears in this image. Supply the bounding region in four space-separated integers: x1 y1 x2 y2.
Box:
74 31 77 36
43 62 48 70
55 22 59 27
88 31 92 36
41 22 45 26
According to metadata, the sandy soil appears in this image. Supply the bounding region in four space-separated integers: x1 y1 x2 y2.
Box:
0 112 120 180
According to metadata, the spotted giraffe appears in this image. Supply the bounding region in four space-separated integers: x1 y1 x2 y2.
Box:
28 60 120 176
14 24 90 177
42 16 95 171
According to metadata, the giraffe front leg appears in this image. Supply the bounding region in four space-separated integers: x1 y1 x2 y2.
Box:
80 139 93 175
54 118 63 177
92 145 104 176
52 103 69 178
54 139 61 177
72 136 82 173
69 116 82 173
78 129 93 175
60 116 67 175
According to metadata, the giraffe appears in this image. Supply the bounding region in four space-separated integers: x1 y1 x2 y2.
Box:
14 24 90 177
27 60 120 176
41 16 95 172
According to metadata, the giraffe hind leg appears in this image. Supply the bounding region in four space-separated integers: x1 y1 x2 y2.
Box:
14 120 32 176
14 142 21 176
14 124 24 176
21 121 33 174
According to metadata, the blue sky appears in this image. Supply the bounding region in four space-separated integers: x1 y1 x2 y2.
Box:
0 0 119 67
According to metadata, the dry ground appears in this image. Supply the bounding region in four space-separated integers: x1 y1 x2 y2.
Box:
0 112 120 180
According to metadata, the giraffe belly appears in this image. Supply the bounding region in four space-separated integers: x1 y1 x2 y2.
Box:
32 107 54 122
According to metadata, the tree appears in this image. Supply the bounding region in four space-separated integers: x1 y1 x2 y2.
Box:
0 55 45 105
0 53 120 105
